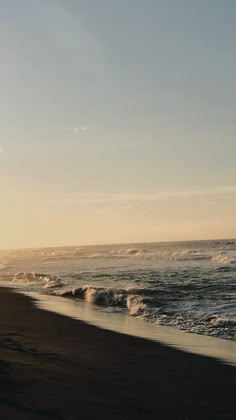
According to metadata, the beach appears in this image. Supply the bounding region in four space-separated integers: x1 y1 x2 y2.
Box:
0 287 235 419
2 0 236 418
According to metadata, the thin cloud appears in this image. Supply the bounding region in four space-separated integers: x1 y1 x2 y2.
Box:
64 126 89 133
73 126 89 132
68 186 236 205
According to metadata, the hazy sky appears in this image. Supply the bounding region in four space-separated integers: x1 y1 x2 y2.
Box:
1 0 236 248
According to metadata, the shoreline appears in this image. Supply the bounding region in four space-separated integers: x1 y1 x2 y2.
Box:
29 290 236 367
0 287 235 419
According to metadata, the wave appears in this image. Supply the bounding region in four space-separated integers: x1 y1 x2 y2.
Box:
216 266 236 272
155 313 236 340
12 272 62 288
56 285 236 340
0 241 235 342
2 244 236 265
3 272 235 340
60 286 150 316
81 249 236 264
104 248 210 260
212 253 236 265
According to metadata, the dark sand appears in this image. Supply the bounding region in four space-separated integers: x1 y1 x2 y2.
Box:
0 288 235 420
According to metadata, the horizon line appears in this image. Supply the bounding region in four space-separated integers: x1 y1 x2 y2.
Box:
0 236 235 252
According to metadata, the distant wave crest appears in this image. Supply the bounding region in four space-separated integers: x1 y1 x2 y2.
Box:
78 248 236 264
13 272 62 288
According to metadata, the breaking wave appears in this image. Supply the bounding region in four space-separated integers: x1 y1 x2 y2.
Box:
12 272 62 288
57 285 236 340
60 286 149 316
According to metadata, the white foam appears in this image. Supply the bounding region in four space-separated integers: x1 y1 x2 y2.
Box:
12 272 61 288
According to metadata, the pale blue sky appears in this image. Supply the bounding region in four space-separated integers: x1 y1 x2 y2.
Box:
0 0 236 247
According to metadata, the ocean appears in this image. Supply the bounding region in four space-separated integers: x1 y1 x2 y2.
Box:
0 239 235 341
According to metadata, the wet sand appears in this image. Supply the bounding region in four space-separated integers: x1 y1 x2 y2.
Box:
0 287 235 419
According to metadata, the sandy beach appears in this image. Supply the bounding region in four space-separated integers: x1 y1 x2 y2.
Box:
0 287 234 419
1 0 236 418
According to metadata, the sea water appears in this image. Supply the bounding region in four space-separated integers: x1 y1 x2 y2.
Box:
0 240 235 341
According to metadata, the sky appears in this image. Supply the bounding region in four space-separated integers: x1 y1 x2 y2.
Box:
0 0 236 248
